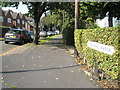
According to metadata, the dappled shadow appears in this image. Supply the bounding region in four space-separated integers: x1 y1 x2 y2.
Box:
39 35 68 50
1 64 79 74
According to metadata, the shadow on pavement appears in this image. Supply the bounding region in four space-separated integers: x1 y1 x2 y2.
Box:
1 64 79 74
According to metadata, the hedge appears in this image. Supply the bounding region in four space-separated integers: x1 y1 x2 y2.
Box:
75 27 119 80
62 26 74 46
0 26 11 38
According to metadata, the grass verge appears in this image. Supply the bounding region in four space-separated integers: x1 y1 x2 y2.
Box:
0 38 4 41
38 34 61 45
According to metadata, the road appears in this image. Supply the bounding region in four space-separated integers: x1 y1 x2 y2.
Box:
1 41 21 55
1 35 99 88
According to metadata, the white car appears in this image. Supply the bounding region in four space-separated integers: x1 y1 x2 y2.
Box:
47 31 53 36
39 31 47 37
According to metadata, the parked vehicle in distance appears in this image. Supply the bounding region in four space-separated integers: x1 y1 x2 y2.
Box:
52 31 55 35
28 31 34 40
47 31 53 36
39 31 47 37
4 28 32 44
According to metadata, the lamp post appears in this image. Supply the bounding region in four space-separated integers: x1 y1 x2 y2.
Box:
74 0 79 57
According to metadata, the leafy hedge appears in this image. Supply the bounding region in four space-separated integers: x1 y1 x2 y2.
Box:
62 24 74 46
0 26 11 38
75 27 119 80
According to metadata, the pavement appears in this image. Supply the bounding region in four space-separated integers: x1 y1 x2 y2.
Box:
2 35 99 88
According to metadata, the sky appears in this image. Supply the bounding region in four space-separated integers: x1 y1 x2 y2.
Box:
2 2 28 14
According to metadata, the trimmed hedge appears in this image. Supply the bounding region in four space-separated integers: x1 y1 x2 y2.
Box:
0 26 11 38
62 27 74 46
75 27 119 80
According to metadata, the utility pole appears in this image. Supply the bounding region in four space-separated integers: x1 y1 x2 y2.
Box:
75 0 79 30
74 0 79 57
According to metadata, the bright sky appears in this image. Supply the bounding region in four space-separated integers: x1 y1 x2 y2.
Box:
2 2 28 14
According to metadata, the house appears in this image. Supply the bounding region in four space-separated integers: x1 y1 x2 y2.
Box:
3 10 13 28
0 8 35 31
19 13 26 30
25 16 34 31
0 8 5 26
10 11 18 28
96 15 120 28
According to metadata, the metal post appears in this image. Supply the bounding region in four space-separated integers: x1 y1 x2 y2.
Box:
74 0 79 57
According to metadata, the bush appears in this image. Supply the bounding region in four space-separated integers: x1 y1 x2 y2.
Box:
62 23 74 46
0 26 11 38
75 27 119 80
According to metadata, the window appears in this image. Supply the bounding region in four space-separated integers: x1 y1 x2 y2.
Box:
22 20 24 24
0 16 4 22
17 19 20 24
8 18 11 23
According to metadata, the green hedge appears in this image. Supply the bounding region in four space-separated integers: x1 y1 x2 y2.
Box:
75 27 119 80
62 27 74 46
0 26 10 38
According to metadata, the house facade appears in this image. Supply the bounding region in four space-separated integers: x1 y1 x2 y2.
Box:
4 10 13 28
0 8 34 31
0 8 5 26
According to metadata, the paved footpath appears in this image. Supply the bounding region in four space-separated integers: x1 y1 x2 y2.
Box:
2 35 99 88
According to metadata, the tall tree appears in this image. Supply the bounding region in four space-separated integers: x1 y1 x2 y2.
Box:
2 2 57 44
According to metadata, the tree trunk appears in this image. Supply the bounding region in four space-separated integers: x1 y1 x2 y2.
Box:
108 11 113 27
33 21 39 45
33 3 40 45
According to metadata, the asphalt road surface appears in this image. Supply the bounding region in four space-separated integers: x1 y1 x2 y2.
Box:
1 41 21 55
1 35 99 88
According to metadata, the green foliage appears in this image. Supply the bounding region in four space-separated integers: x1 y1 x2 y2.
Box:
38 34 61 45
62 21 74 46
75 27 119 80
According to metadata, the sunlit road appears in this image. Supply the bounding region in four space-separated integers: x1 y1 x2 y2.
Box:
1 41 21 55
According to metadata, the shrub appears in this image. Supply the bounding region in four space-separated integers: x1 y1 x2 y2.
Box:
75 27 119 80
62 23 74 46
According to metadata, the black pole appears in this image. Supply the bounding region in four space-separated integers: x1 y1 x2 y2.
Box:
74 0 79 57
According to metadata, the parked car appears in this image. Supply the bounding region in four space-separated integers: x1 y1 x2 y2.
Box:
28 31 34 40
47 31 53 36
39 31 47 37
4 28 32 44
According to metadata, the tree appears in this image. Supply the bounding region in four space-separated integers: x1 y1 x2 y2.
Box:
2 2 58 44
99 2 120 27
85 2 120 27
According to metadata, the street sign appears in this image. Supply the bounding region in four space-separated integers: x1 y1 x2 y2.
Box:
87 41 115 55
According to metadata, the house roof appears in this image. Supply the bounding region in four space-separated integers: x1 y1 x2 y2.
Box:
25 16 34 21
19 13 23 19
0 8 3 16
25 16 34 27
11 12 18 19
3 10 9 16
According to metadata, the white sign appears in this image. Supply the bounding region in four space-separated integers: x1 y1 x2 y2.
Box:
87 41 115 55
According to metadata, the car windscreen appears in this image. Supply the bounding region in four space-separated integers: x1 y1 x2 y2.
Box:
8 30 21 35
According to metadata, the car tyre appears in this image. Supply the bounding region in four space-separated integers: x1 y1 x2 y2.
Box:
29 39 33 43
20 40 25 45
5 41 9 44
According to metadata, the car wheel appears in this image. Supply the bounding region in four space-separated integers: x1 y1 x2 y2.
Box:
29 39 33 43
5 41 9 44
20 40 25 45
